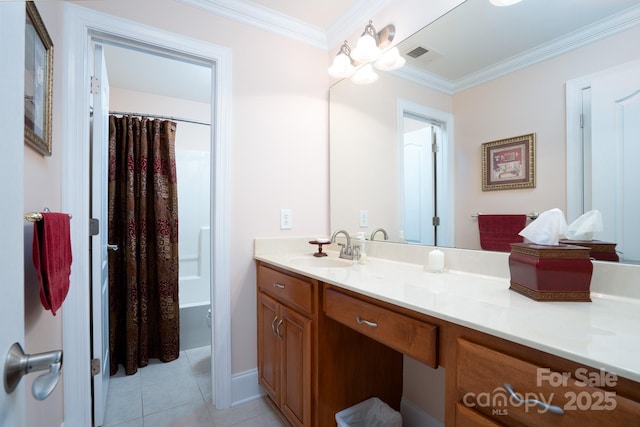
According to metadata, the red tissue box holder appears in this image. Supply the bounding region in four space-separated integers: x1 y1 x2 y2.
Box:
508 243 593 302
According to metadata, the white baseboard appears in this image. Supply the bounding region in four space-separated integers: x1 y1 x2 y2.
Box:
401 397 444 427
231 368 264 406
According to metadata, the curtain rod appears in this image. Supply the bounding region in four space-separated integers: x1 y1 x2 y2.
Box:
109 110 211 127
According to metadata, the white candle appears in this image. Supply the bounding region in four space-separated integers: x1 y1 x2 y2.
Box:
428 249 445 271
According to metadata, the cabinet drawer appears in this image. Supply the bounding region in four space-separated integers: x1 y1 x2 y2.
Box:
258 265 313 315
455 403 502 427
324 288 437 367
457 339 640 426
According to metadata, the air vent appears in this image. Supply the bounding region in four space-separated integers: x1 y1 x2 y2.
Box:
407 46 429 58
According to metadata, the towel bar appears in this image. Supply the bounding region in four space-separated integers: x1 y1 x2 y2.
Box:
24 211 72 222
472 211 538 220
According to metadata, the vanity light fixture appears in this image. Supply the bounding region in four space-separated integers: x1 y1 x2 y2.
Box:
352 63 379 85
328 41 356 78
328 20 405 84
489 0 523 6
351 20 382 63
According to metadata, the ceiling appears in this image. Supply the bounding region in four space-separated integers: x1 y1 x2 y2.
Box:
103 0 640 105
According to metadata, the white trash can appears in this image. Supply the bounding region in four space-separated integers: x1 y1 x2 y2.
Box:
335 397 402 427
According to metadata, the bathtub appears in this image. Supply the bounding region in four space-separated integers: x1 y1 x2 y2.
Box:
179 302 211 350
179 227 211 350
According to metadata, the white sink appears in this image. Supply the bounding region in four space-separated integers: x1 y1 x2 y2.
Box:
288 256 352 268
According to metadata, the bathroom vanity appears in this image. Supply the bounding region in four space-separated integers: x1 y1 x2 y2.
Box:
255 239 640 426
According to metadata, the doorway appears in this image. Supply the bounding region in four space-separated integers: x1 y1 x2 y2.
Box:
566 59 640 264
397 100 455 247
62 5 232 425
93 40 213 426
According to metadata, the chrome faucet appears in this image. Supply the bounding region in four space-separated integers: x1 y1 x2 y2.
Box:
331 229 358 260
370 228 389 241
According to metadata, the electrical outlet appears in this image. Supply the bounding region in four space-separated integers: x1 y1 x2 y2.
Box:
280 209 292 230
359 210 368 227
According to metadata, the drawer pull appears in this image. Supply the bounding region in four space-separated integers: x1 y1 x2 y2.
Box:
271 316 279 337
273 282 285 289
355 315 378 328
503 383 565 415
275 319 284 339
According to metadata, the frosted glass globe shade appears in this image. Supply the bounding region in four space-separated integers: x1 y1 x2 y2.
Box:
351 34 381 63
351 63 379 85
374 47 406 71
328 53 355 78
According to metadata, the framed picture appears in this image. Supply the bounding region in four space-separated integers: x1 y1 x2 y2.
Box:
481 133 535 191
24 1 53 156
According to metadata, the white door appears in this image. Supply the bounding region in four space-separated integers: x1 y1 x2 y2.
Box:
0 2 26 425
402 119 436 244
91 43 111 427
589 60 640 263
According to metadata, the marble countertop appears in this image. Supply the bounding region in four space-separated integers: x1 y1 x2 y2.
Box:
255 249 640 383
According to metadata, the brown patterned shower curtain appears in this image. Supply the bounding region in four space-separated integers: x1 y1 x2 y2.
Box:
108 115 180 375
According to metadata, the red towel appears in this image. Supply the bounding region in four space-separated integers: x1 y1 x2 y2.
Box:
32 212 73 316
478 214 527 252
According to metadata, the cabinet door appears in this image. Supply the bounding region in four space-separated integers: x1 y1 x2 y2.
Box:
281 306 312 427
258 292 280 403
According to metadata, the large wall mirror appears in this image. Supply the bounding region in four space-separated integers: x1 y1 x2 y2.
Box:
329 0 640 263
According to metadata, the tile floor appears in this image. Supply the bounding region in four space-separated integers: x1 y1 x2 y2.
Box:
103 345 288 427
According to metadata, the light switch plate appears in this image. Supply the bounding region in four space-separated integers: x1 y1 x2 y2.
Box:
280 209 292 230
359 210 368 227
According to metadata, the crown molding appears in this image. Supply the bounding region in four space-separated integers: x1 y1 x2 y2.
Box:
326 0 393 50
452 4 640 93
392 4 640 94
174 0 640 92
391 65 454 95
176 0 393 51
176 0 328 49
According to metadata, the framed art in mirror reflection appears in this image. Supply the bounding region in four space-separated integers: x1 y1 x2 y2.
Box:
482 133 535 191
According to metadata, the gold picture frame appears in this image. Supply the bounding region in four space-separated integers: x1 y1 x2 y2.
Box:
25 1 53 156
481 133 535 191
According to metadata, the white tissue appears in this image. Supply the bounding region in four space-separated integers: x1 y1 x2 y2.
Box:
567 210 603 241
518 208 568 246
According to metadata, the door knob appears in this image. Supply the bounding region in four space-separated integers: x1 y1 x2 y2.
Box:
4 342 63 400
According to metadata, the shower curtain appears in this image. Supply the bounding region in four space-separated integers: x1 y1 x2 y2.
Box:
108 115 180 375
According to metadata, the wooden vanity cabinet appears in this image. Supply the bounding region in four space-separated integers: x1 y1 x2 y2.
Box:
257 264 314 427
258 292 311 426
257 262 404 427
447 326 640 426
258 262 640 427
